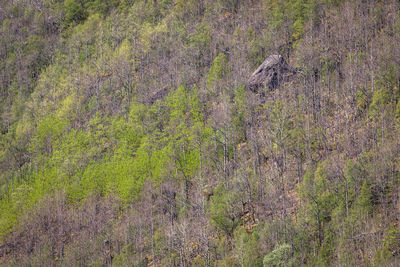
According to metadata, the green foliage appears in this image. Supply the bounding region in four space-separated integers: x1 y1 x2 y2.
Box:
86 0 120 15
317 226 336 266
63 0 88 28
357 180 373 216
369 62 400 119
190 23 212 50
291 0 307 44
167 85 188 125
232 86 247 143
374 225 400 265
369 88 391 119
233 228 262 266
207 53 229 88
246 27 267 66
266 0 308 50
263 243 294 267
209 184 240 237
30 115 68 158
297 161 337 255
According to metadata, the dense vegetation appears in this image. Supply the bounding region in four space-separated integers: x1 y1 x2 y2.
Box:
1 0 400 266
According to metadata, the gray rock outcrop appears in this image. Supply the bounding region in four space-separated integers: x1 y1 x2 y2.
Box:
246 55 297 93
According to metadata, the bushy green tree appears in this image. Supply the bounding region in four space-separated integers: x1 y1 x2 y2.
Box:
233 228 261 266
209 184 241 237
298 162 337 248
357 180 373 216
263 243 294 267
206 53 229 93
63 0 88 28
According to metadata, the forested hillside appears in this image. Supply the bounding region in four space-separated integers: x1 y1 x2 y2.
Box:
0 0 400 266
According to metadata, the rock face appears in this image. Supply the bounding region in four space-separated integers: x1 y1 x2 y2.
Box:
246 55 297 93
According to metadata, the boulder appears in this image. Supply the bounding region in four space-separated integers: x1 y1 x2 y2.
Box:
246 55 297 93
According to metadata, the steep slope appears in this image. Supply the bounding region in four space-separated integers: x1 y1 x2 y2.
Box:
1 0 400 266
